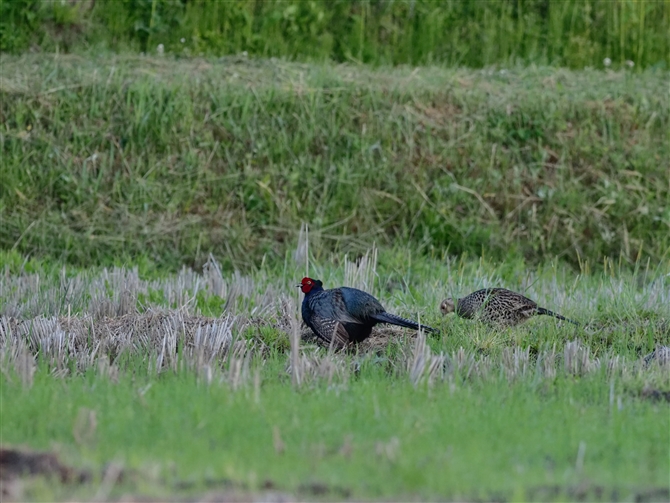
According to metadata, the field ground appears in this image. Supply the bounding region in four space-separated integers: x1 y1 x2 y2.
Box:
1 50 669 502
1 248 669 501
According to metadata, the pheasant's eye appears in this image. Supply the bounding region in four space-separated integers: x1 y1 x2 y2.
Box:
307 281 312 285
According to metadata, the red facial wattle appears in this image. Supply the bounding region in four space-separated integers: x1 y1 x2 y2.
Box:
300 277 314 293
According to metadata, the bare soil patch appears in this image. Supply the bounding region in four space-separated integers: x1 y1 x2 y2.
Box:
0 447 90 500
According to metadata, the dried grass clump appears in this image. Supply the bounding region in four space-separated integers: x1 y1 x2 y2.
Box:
286 347 351 389
0 258 279 320
563 339 600 376
407 329 445 387
2 305 661 389
0 311 241 378
501 346 532 382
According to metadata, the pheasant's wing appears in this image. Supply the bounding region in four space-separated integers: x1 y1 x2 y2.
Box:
309 314 350 349
338 287 385 320
320 289 366 324
504 291 539 317
308 289 362 324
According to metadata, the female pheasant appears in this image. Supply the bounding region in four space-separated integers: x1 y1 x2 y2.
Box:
299 277 438 348
440 288 578 327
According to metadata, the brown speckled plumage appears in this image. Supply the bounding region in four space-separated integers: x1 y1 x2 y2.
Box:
440 288 578 327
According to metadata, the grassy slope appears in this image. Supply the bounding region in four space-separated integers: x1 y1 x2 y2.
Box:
1 54 669 270
1 251 668 500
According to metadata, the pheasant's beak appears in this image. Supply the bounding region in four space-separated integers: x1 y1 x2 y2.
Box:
295 284 303 288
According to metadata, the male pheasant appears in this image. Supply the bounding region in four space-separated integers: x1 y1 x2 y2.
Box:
440 288 578 327
299 277 438 349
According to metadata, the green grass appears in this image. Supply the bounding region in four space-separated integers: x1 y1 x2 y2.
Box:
2 0 669 70
1 248 669 500
2 362 668 501
1 54 668 271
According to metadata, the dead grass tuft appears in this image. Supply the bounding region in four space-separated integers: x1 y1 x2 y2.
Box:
1 311 239 377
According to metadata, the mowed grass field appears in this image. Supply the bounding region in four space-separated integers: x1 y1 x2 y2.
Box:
1 54 669 501
1 247 669 501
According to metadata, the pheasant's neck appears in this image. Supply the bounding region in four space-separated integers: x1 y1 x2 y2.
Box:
304 286 324 298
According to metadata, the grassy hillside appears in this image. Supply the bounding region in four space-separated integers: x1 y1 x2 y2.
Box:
1 54 668 270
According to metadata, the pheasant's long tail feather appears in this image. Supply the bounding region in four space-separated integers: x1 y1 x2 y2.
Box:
371 312 440 334
537 307 579 326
